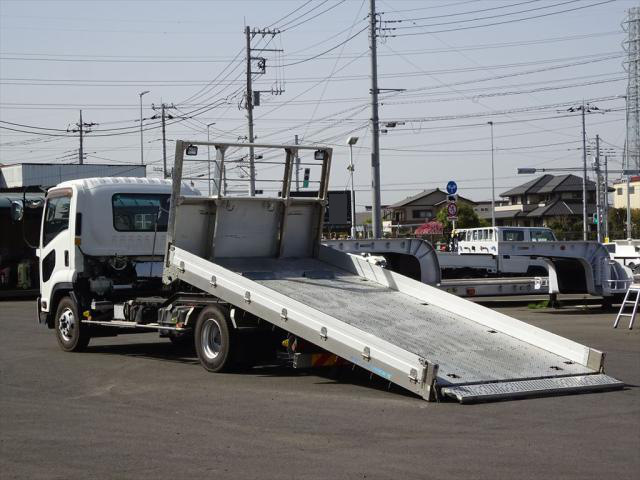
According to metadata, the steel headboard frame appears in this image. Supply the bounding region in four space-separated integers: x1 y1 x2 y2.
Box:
166 140 332 264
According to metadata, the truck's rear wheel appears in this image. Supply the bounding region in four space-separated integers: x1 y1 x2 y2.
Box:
194 305 234 372
54 296 90 352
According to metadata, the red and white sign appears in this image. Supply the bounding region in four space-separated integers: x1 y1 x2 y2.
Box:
447 202 458 219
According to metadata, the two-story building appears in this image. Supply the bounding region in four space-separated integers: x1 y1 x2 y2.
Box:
612 176 640 209
382 188 476 234
476 174 596 227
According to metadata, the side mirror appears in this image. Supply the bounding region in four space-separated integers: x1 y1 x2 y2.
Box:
185 145 198 156
10 200 24 222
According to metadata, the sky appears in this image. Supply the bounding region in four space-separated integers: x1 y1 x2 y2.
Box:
0 0 636 208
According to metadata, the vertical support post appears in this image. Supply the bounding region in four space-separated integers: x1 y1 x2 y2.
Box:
626 139 632 239
349 143 357 239
78 110 84 165
139 95 144 165
595 134 601 243
161 103 168 178
295 134 300 191
488 121 496 228
216 146 227 199
581 103 588 241
604 155 609 241
245 26 256 196
369 0 382 239
166 140 184 265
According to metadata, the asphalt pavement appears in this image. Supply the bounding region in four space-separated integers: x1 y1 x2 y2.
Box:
1 300 638 480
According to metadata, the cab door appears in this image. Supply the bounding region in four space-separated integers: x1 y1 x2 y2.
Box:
39 189 73 313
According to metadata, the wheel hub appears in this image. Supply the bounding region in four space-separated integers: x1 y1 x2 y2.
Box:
201 318 222 360
58 308 75 342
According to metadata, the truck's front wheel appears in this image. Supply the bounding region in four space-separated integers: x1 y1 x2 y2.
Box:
54 296 91 352
194 305 234 372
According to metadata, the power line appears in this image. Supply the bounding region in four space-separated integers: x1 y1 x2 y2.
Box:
388 0 615 36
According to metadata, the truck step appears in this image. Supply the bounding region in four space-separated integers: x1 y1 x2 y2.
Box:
440 374 624 404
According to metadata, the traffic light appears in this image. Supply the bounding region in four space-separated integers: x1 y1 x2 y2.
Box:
303 168 310 188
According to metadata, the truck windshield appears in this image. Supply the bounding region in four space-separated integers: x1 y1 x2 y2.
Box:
43 195 70 246
112 193 170 232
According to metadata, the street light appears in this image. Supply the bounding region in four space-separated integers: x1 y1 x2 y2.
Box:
138 90 150 165
206 122 216 196
488 121 496 228
347 136 359 239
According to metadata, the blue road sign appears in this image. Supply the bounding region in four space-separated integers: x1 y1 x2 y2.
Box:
446 181 457 195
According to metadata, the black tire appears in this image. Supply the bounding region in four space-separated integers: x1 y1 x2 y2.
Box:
54 296 91 352
194 305 235 372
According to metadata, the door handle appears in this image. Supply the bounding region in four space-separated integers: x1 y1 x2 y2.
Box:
64 250 69 267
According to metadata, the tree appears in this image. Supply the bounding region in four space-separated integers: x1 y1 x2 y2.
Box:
607 208 640 239
546 216 584 241
436 203 487 231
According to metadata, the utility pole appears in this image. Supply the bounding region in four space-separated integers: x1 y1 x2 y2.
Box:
151 103 176 178
139 90 150 165
595 134 602 243
67 109 96 164
294 134 300 191
625 138 632 239
488 121 496 228
369 0 382 238
245 25 256 196
580 103 588 241
604 154 609 241
569 102 602 241
244 26 283 196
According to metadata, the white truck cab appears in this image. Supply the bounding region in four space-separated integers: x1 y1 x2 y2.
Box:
37 177 198 333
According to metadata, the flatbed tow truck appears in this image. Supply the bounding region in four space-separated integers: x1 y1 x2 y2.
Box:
36 141 623 403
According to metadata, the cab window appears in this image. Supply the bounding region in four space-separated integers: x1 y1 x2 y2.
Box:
530 229 556 242
502 229 524 241
42 196 71 246
112 193 170 232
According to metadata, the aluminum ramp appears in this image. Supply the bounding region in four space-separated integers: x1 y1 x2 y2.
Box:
166 246 623 404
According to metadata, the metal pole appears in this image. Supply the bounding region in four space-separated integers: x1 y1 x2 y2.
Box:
161 104 168 178
626 138 632 239
604 155 609 241
349 143 357 239
369 0 382 238
207 125 212 196
295 134 300 191
488 121 496 228
245 25 256 196
79 110 83 165
581 103 588 241
595 134 601 243
139 95 144 165
139 90 149 165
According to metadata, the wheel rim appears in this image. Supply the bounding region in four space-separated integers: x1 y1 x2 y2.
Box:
58 308 75 342
201 318 222 360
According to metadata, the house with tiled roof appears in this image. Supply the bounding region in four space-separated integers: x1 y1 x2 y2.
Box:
382 188 477 232
476 174 596 228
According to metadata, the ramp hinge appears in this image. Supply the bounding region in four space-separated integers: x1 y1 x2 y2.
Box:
409 368 418 383
210 275 217 288
280 308 288 322
244 291 251 304
178 261 185 273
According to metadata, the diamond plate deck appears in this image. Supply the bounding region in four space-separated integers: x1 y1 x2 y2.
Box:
441 374 624 403
216 257 595 386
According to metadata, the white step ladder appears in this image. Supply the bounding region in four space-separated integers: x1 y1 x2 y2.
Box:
614 283 640 330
